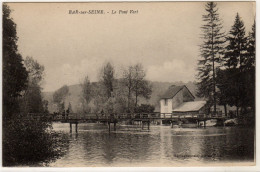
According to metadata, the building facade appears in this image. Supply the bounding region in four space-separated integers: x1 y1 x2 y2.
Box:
160 85 206 116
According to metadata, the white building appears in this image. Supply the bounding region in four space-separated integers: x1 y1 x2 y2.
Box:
160 85 206 116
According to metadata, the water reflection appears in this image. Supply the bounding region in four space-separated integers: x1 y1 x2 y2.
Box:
50 123 254 166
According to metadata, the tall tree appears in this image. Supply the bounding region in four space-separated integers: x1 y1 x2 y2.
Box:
244 21 256 111
3 4 28 118
224 13 248 69
21 57 45 114
53 85 69 113
122 66 135 111
100 62 115 98
246 20 255 69
3 4 68 166
81 76 92 104
197 2 225 115
80 76 92 113
67 102 73 113
132 64 152 107
216 68 240 115
223 13 248 114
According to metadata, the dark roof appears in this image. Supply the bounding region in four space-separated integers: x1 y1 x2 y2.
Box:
160 85 185 99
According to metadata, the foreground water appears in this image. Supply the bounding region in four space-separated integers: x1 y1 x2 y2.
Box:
49 123 254 167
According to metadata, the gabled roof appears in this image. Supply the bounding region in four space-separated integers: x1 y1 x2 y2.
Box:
160 85 195 99
160 85 185 99
173 101 206 112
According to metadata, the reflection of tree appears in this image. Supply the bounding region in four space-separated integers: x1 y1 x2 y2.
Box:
196 128 254 162
79 130 153 165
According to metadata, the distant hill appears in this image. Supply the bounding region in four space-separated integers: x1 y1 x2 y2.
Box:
42 81 198 113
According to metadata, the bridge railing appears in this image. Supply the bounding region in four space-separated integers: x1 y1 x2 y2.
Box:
27 112 221 121
56 112 164 120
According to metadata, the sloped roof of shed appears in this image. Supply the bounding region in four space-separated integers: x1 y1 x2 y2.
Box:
173 101 206 112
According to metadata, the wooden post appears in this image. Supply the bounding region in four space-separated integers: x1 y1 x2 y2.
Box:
197 120 199 127
142 121 144 130
70 123 72 133
75 122 78 133
108 122 111 133
148 121 150 130
114 122 116 131
204 120 206 128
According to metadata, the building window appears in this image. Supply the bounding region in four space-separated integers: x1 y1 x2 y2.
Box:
164 99 168 106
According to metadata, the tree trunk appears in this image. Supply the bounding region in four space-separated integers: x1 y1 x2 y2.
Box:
128 87 131 111
212 26 216 116
135 93 138 108
224 104 227 117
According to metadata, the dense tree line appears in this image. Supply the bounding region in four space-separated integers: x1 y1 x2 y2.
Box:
2 4 68 166
197 2 255 120
77 62 153 114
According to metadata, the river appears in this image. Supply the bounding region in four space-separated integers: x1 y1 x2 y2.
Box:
49 122 254 167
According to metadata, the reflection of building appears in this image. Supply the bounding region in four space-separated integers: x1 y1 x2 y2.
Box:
160 85 206 116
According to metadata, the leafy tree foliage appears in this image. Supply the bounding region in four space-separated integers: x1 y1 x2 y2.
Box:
122 66 135 111
91 82 108 113
67 102 73 113
3 4 68 166
79 76 92 113
20 57 45 114
100 62 114 98
42 100 49 113
132 64 152 107
81 76 92 104
134 104 155 113
3 114 69 166
3 4 28 118
197 2 225 114
53 85 69 113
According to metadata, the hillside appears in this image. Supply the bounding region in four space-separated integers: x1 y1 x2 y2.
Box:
42 81 198 113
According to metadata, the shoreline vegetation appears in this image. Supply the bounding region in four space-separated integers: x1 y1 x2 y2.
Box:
2 4 69 166
3 114 69 166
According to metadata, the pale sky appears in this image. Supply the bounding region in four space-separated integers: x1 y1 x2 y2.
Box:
7 2 255 92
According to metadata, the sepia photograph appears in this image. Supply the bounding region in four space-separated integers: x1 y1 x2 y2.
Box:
1 1 256 169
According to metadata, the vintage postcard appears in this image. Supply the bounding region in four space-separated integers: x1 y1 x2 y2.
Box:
1 1 256 169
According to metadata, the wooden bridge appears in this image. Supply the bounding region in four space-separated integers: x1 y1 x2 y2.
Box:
45 112 229 133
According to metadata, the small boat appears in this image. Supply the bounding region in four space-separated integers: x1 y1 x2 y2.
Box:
224 118 238 126
199 119 217 127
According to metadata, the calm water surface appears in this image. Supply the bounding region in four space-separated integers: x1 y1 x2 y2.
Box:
50 123 254 166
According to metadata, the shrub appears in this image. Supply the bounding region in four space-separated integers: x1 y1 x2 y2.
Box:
2 114 69 166
134 104 155 113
